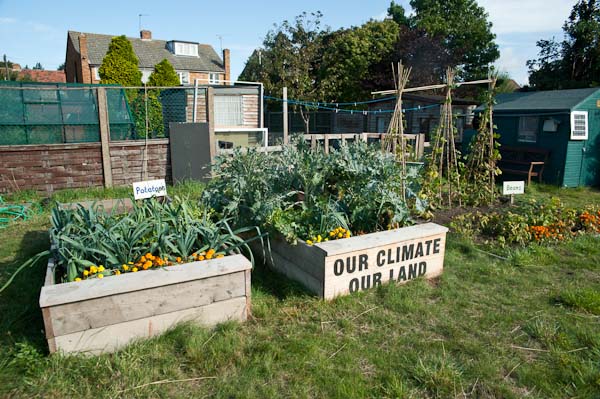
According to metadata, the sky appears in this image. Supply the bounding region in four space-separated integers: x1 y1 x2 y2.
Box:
0 0 575 89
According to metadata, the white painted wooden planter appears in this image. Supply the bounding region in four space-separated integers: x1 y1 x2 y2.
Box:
39 254 251 355
265 223 448 299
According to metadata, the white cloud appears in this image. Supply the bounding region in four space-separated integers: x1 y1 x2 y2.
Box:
479 0 572 34
495 46 530 85
0 17 17 24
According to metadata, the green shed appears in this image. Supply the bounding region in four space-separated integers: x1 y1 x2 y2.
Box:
478 88 600 187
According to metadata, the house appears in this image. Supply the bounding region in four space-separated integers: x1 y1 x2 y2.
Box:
475 88 600 187
18 69 66 83
367 93 478 143
65 30 230 85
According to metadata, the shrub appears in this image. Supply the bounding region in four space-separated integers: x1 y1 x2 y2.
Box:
98 35 142 86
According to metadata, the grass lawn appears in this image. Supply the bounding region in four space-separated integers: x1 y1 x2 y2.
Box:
0 183 599 398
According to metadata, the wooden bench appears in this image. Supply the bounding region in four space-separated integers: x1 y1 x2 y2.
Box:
498 146 549 185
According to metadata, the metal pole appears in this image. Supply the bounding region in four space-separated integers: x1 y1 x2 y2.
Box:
283 86 288 145
193 79 198 123
3 54 9 81
260 83 264 128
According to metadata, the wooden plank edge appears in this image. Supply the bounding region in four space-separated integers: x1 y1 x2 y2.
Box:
40 254 251 308
51 296 248 355
316 223 449 256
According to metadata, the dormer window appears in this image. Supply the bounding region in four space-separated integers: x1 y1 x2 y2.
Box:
168 41 199 57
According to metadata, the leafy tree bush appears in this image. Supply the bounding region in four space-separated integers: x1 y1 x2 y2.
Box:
148 59 180 87
99 35 142 86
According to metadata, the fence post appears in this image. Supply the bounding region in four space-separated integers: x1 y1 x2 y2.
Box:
283 87 289 145
193 79 198 123
206 87 216 162
97 87 113 188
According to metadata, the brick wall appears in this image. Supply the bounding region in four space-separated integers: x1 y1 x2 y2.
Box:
0 140 170 194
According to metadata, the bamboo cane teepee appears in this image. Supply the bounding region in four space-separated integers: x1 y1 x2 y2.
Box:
383 62 412 201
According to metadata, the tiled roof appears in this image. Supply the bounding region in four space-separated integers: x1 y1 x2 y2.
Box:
18 69 66 83
68 31 224 72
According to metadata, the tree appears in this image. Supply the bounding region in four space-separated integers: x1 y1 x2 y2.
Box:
528 0 600 89
240 12 328 133
321 20 399 101
388 1 410 27
410 0 499 80
99 35 142 86
0 61 18 80
57 62 65 71
147 59 180 87
33 62 43 70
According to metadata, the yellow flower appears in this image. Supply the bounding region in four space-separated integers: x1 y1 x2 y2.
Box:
122 265 129 271
75 277 82 282
128 261 134 265
97 274 104 279
216 254 225 258
198 255 205 261
90 266 98 274
98 265 105 272
317 235 322 242
83 270 89 277
207 249 216 256
306 240 313 245
205 253 213 260
115 270 121 275
132 267 139 272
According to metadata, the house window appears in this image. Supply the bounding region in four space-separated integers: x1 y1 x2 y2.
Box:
173 42 198 57
570 111 588 140
209 73 220 84
93 67 100 81
214 95 243 126
177 71 189 85
518 116 538 143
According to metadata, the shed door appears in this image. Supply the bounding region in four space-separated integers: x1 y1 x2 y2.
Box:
563 141 585 187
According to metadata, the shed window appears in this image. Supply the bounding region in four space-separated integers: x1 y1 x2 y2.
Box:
214 95 243 126
518 116 538 143
570 111 588 140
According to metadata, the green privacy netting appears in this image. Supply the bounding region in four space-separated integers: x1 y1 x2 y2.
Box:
0 82 134 144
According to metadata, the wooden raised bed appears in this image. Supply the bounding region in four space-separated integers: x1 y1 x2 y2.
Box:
39 254 251 355
265 223 448 299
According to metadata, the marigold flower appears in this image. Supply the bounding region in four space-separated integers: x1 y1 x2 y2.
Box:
123 265 129 271
176 257 182 263
90 266 98 274
83 270 89 276
115 270 121 275
97 274 104 279
216 254 225 258
306 240 313 245
75 277 82 282
198 255 205 261
132 267 139 272
205 253 213 260
128 261 134 265
98 265 105 272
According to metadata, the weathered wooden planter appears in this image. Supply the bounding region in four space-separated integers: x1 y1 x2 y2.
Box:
265 223 448 299
39 254 251 355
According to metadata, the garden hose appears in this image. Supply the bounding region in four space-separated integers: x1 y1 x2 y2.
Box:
0 196 41 229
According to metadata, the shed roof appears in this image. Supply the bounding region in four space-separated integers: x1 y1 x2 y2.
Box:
68 31 224 73
486 88 600 112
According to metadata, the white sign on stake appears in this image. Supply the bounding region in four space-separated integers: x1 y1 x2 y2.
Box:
503 181 525 195
132 179 167 200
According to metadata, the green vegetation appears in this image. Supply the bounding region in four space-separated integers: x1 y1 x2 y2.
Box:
148 59 180 87
0 184 599 397
98 35 142 86
204 141 423 243
527 0 600 90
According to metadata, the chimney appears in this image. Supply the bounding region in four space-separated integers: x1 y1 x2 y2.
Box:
223 48 230 84
140 30 152 40
78 34 92 83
